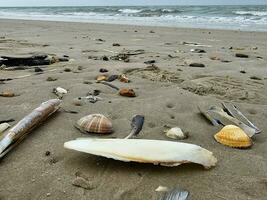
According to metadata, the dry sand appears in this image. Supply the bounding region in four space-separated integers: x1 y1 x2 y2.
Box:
0 19 267 200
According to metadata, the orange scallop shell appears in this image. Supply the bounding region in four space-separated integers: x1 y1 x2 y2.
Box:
214 125 252 148
75 114 112 134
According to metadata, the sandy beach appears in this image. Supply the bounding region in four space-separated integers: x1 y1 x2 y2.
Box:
0 19 267 200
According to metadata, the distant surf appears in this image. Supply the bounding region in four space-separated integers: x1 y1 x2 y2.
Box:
0 5 267 31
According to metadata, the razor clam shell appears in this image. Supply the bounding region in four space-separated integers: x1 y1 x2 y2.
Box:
160 187 189 200
0 99 61 158
200 106 256 137
64 139 217 169
222 102 261 134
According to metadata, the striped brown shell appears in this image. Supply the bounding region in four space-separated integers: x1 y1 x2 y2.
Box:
75 114 112 134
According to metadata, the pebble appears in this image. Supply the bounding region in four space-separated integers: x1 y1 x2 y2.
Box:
64 68 71 72
112 43 121 46
144 60 155 64
45 151 51 156
34 67 43 72
99 68 108 73
236 53 249 58
240 70 246 74
189 63 205 68
46 193 51 197
102 56 109 61
190 49 206 53
119 88 136 97
46 77 57 81
106 75 118 82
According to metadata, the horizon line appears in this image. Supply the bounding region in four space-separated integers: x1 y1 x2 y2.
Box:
0 4 267 8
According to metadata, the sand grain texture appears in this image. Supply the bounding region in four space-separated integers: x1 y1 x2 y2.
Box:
0 19 266 200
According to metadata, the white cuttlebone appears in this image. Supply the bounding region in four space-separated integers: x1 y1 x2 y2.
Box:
64 139 217 169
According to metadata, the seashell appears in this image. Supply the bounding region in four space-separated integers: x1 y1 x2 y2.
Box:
75 114 112 134
96 75 107 81
64 138 217 169
53 87 67 99
214 125 252 148
165 127 188 140
155 186 169 192
125 115 145 139
0 123 10 133
160 187 189 200
119 74 130 83
0 90 15 97
119 88 136 97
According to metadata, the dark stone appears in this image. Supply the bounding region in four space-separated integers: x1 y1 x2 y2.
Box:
144 60 155 64
112 43 120 46
106 75 118 82
96 38 105 42
64 68 71 72
99 68 108 73
191 49 206 53
102 56 109 61
189 63 205 68
45 151 51 156
236 53 249 58
46 77 57 81
34 67 43 72
240 70 246 74
149 30 155 33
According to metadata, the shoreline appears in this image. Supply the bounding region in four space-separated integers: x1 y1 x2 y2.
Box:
1 18 267 33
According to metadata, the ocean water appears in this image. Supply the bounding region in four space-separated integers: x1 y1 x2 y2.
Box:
0 5 267 31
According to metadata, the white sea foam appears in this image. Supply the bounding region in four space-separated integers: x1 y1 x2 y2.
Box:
118 9 142 14
234 11 267 16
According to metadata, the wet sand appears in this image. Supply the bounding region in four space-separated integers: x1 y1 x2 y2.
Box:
0 19 267 200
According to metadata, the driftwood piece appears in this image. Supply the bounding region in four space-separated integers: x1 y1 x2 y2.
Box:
0 54 69 67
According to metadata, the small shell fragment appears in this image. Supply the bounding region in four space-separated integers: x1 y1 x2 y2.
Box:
119 74 130 83
53 87 67 98
0 123 10 133
0 90 15 97
160 187 189 200
96 75 107 81
75 114 113 134
214 125 252 148
155 186 169 192
165 127 188 140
